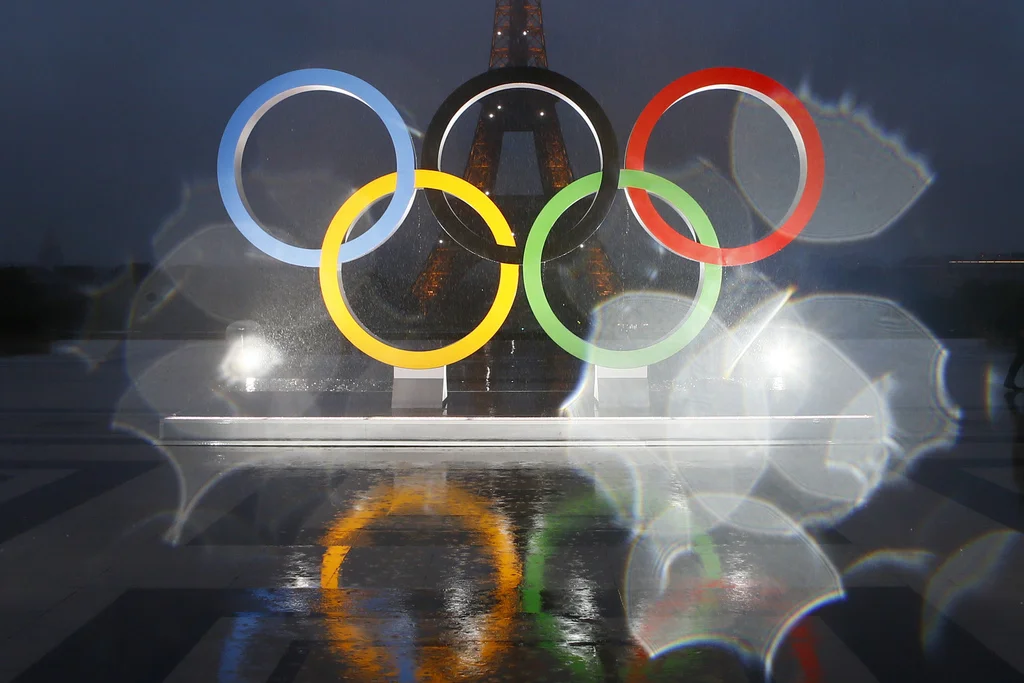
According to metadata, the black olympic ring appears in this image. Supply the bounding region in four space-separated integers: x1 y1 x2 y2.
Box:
421 67 620 264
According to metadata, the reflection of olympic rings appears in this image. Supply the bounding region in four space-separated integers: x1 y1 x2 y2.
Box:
217 69 416 268
625 67 825 266
523 493 723 681
319 481 521 682
421 66 619 264
219 66 822 369
523 494 614 681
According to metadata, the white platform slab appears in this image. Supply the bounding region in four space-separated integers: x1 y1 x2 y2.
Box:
159 413 875 447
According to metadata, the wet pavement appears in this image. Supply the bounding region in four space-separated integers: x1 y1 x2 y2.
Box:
2 346 1024 682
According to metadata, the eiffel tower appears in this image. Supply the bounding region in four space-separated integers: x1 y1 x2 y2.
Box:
411 0 621 331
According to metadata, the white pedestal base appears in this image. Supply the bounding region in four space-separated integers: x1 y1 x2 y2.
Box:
392 366 448 414
594 365 649 414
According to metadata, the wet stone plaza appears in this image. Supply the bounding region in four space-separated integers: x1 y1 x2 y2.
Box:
1 338 1023 683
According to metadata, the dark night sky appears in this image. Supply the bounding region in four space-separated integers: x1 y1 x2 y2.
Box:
1 0 1023 266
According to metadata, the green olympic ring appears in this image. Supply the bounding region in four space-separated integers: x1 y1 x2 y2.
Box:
523 492 723 680
524 169 723 369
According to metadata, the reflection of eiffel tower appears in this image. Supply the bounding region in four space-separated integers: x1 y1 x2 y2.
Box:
411 0 620 327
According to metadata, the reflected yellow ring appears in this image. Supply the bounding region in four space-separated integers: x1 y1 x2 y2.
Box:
319 481 522 682
319 170 519 369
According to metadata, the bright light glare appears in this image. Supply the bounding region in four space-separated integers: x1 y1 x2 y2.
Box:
220 337 279 385
765 342 799 375
237 346 267 374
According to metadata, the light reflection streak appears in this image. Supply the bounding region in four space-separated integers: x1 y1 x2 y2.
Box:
723 287 795 379
985 363 1003 424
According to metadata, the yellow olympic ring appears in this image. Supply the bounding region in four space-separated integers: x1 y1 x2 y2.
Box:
319 480 522 682
319 170 519 369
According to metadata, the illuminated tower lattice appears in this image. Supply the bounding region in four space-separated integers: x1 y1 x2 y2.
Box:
411 0 621 316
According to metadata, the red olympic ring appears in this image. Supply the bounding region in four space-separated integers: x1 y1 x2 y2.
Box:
625 67 825 266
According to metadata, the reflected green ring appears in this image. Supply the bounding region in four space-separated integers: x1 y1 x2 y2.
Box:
523 169 722 368
523 493 723 681
523 494 613 681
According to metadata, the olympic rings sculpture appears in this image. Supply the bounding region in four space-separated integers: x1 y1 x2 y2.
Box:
218 66 824 369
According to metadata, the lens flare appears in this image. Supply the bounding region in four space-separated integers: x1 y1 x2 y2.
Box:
624 496 842 669
921 530 1021 650
731 86 933 243
219 336 281 387
843 549 936 582
785 295 961 465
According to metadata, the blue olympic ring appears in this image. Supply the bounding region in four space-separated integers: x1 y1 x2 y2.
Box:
217 68 417 268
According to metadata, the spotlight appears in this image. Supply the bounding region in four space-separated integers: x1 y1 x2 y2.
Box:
233 343 271 375
221 321 280 389
765 342 799 376
759 339 801 392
